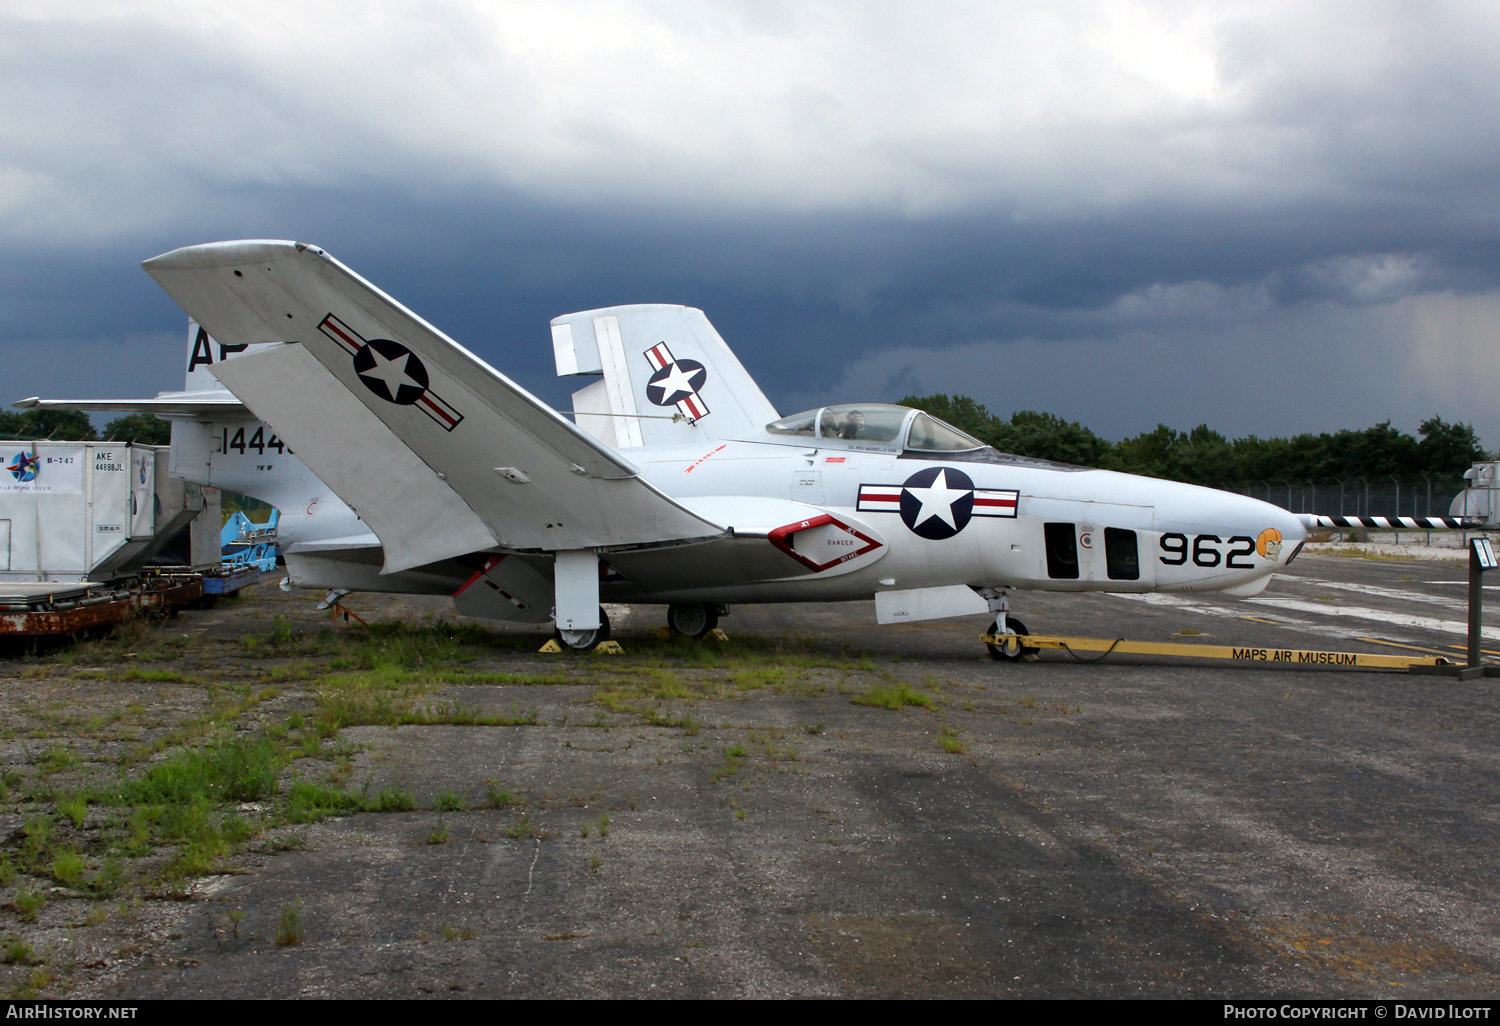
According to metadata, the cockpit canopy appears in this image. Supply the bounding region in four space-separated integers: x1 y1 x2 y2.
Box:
766 404 985 452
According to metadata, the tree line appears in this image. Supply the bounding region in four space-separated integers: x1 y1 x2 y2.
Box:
3 402 1490 487
900 394 1491 485
0 409 171 445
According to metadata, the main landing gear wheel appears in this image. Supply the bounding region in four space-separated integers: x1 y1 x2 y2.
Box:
987 617 1038 662
666 602 719 639
555 606 611 652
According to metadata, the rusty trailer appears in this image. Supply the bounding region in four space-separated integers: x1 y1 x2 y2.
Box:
0 575 203 637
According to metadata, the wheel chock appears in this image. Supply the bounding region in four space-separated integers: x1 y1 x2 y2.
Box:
538 639 563 653
709 628 729 641
595 640 625 655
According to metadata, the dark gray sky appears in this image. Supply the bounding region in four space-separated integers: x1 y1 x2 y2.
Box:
5 1 1499 444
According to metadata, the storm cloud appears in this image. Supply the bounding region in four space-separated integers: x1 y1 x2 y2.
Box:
3 1 1499 443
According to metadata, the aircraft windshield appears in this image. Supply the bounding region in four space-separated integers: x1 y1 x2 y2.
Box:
766 404 982 450
906 412 985 451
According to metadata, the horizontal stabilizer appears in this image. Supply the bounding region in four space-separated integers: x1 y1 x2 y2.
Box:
13 393 248 418
144 240 726 555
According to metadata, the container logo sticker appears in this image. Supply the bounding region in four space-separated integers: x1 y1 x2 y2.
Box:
7 452 36 482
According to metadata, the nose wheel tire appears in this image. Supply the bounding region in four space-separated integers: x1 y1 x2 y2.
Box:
555 606 611 651
987 617 1038 661
667 602 719 639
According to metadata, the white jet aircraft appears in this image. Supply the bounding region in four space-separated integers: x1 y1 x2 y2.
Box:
25 240 1458 658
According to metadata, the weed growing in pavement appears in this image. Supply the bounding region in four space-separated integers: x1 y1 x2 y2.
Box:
428 819 449 845
939 725 968 755
0 856 13 887
275 900 303 946
10 966 57 999
2 939 38 965
711 746 743 783
285 781 362 823
442 926 477 941
371 790 417 813
35 746 79 776
50 850 86 889
55 793 87 828
852 684 934 710
504 813 538 839
13 886 44 922
485 780 517 808
434 791 464 812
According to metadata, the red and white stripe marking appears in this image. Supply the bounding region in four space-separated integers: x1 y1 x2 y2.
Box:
856 484 904 514
645 342 673 371
972 488 1019 518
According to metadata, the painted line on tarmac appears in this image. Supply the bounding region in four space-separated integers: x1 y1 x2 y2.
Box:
1245 595 1500 641
1290 577 1469 612
1106 592 1421 645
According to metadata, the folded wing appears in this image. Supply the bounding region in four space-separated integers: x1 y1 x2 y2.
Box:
144 240 725 572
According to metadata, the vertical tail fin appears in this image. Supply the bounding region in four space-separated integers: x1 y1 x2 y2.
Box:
550 305 778 449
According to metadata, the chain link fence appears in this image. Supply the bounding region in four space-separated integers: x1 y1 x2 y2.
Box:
1214 476 1469 518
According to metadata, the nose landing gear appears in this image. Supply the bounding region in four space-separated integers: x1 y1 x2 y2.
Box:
978 588 1038 661
986 616 1038 661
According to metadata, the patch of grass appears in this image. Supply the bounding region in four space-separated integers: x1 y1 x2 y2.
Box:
91 857 125 898
939 725 968 755
0 769 22 801
10 966 57 999
13 886 45 922
443 925 477 941
801 721 826 735
116 736 286 806
0 855 14 887
2 939 38 965
711 746 743 783
851 683 934 710
19 817 55 873
485 780 517 808
56 792 87 829
286 781 363 824
504 813 538 839
35 746 79 775
370 789 417 813
428 821 449 845
51 849 87 889
434 790 464 812
275 899 303 946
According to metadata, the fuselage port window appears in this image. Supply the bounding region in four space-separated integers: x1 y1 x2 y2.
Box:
1104 527 1139 580
1044 522 1079 579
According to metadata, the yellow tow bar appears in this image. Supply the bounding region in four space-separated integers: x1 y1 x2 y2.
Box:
980 633 1454 671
